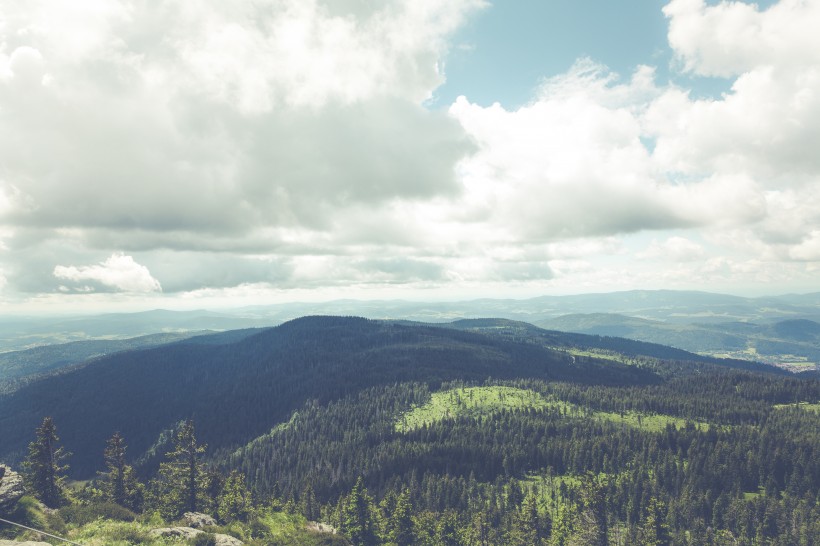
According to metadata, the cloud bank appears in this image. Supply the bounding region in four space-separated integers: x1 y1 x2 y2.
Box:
1 0 819 307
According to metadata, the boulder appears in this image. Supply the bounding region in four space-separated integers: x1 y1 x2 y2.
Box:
148 527 243 545
183 511 217 528
0 465 24 512
214 534 243 546
149 526 202 540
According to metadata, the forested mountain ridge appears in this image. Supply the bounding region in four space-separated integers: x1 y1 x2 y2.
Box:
0 316 659 477
0 331 206 393
1 315 818 544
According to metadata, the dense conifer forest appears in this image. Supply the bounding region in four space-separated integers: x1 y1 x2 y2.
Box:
1 316 818 544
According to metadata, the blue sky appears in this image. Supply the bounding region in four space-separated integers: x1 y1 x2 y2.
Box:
435 0 674 108
0 0 819 312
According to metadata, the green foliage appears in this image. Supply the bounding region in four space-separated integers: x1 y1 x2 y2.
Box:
218 470 251 523
59 501 137 525
396 386 560 432
99 431 143 511
339 478 380 546
145 420 208 519
22 416 71 507
0 495 68 542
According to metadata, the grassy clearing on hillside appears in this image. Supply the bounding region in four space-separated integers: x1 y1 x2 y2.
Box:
595 410 708 432
396 386 571 432
773 402 820 414
396 385 710 433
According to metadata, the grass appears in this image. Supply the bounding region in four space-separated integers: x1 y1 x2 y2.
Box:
743 488 765 501
396 385 710 433
773 402 820 414
396 386 572 432
595 410 708 432
2 496 338 546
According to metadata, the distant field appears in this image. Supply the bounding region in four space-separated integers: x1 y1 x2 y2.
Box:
397 385 709 433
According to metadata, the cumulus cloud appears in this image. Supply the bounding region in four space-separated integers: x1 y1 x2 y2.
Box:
1 0 820 305
53 253 162 293
665 0 820 77
448 60 768 241
0 0 479 236
638 236 705 262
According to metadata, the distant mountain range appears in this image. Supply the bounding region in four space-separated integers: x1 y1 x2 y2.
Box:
537 314 820 372
1 290 818 383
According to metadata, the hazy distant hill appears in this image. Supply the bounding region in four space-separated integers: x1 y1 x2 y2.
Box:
0 332 201 385
0 309 277 352
3 290 819 353
538 314 820 371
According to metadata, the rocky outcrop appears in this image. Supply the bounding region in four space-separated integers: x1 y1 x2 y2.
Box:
149 527 243 545
183 511 217 528
149 527 202 540
0 465 24 513
0 541 52 546
213 534 243 546
306 521 338 534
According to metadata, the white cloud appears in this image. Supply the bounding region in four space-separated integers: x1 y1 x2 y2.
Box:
1 0 820 307
638 236 704 262
665 0 820 77
448 60 766 241
789 231 820 261
53 253 162 293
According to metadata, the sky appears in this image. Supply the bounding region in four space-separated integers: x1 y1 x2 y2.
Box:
1 0 819 314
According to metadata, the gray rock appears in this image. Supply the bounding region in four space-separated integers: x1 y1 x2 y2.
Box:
183 511 217 528
214 534 244 546
148 527 243 545
0 541 53 546
0 465 24 512
149 526 203 540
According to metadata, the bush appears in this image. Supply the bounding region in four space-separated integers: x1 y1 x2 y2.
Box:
59 501 137 525
1 496 46 539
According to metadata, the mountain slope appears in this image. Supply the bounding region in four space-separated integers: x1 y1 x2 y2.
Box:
0 332 203 388
0 316 658 477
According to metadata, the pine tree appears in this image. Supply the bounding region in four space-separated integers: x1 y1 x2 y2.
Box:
340 477 380 546
637 496 670 546
509 493 547 545
550 501 575 546
300 483 320 522
218 471 250 523
577 473 608 546
103 432 127 505
149 420 207 518
100 431 142 510
386 489 414 546
22 417 70 508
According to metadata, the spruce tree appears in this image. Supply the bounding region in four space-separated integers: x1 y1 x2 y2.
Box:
340 477 380 546
386 489 414 546
150 420 207 518
218 471 250 523
22 416 70 508
101 431 141 510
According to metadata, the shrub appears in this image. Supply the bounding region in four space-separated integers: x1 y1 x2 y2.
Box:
59 501 137 525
